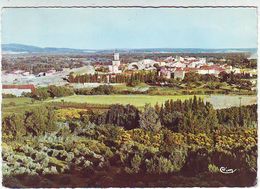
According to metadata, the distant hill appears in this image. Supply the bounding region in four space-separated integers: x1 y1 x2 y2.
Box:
2 43 257 55
2 43 88 54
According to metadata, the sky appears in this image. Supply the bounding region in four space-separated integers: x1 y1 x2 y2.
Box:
1 8 258 49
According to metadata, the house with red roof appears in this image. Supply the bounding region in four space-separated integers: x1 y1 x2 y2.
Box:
2 84 35 96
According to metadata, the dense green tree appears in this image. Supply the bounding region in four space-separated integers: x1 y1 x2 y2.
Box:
24 106 57 136
161 111 183 132
158 96 219 134
139 104 161 132
105 104 140 130
2 114 26 139
217 104 257 127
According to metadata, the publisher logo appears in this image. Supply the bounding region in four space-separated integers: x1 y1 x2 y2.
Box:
220 167 237 174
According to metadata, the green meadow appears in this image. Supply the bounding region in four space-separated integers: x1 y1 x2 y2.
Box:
50 94 205 107
2 94 256 117
2 95 203 115
2 97 41 116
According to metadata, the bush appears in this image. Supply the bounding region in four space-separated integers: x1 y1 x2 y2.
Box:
2 93 16 98
126 80 140 87
90 85 115 95
145 156 176 174
74 88 92 95
55 108 83 121
125 154 142 173
2 114 26 139
31 88 49 100
208 164 219 173
48 85 74 98
9 102 16 106
23 106 57 136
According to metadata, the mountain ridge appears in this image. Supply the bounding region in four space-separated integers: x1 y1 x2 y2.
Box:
2 43 257 54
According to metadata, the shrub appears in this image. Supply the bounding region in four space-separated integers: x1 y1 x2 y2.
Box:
24 106 57 136
208 164 219 173
145 156 176 174
32 87 49 100
125 154 142 174
74 88 92 95
90 85 115 95
48 85 74 98
126 79 140 87
2 114 26 139
2 93 16 98
55 108 83 121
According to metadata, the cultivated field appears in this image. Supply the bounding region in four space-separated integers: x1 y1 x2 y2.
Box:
2 94 257 117
50 95 204 107
50 94 257 108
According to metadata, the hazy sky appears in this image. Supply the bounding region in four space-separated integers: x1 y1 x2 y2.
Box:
2 8 257 49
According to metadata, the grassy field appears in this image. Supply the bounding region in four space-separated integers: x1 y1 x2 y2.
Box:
2 97 43 116
2 95 201 117
2 97 32 106
2 94 256 117
50 95 205 107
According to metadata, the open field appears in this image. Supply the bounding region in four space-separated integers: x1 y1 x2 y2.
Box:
2 97 32 106
2 94 257 117
50 94 257 109
50 95 204 107
2 97 42 116
2 95 202 116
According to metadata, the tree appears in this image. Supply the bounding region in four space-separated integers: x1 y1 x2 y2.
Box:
24 106 57 136
161 111 183 132
32 87 50 100
105 104 140 130
183 72 200 83
139 104 161 132
2 114 26 139
48 85 74 98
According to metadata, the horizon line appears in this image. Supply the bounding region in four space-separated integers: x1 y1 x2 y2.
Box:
2 43 257 50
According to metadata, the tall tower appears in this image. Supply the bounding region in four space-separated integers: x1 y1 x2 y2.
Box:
114 53 119 61
112 53 120 67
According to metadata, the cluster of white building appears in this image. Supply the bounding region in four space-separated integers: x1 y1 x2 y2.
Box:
126 56 207 71
128 59 159 70
108 53 122 74
128 56 207 70
157 56 238 80
103 54 247 80
125 55 228 80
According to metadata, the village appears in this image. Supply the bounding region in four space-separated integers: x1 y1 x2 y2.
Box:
2 53 257 96
2 53 258 96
